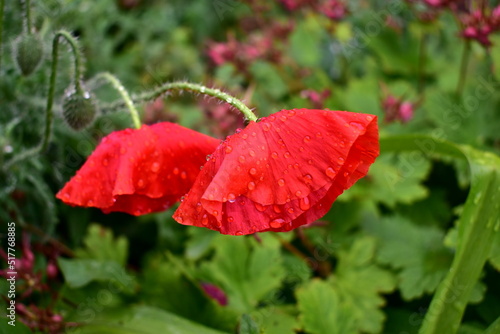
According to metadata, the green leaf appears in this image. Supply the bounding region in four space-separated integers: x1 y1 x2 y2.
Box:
197 234 285 312
330 236 396 333
296 279 357 334
239 314 260 334
364 215 453 300
58 258 135 291
75 223 128 266
288 17 324 67
250 306 298 334
489 229 500 271
342 153 431 207
71 305 230 334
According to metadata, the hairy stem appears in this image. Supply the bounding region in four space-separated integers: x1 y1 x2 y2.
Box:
106 81 257 122
91 72 141 129
3 30 85 171
23 0 32 33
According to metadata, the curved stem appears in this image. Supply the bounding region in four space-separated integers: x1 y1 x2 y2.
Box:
456 41 470 98
91 72 141 129
106 81 257 122
3 30 84 171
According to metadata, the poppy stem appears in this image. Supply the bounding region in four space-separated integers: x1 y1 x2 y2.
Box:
91 72 141 129
104 81 258 122
3 30 84 171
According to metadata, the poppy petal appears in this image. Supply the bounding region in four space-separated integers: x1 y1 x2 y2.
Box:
56 122 219 215
174 109 379 235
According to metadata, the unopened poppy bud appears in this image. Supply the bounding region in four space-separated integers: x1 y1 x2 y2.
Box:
13 33 45 76
62 88 97 130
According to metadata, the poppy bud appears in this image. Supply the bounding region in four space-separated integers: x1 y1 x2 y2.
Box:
12 33 45 76
62 88 98 130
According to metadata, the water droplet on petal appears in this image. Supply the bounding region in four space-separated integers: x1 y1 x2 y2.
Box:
212 210 218 216
366 115 373 121
262 123 271 131
151 162 160 172
206 155 211 161
228 216 234 223
102 159 109 166
202 214 209 226
137 179 145 188
235 231 243 236
316 132 323 138
87 199 94 206
337 157 345 164
280 115 287 121
303 136 311 143
271 152 279 159
249 168 257 176
287 110 296 117
196 202 202 213
181 171 187 179
248 181 256 190
254 202 266 212
299 146 305 152
225 146 233 154
299 197 311 210
273 205 282 213
238 155 246 163
284 151 291 158
295 190 302 197
228 193 236 202
303 174 313 184
242 133 248 139
278 178 285 187
326 167 336 178
249 149 256 157
349 121 365 131
173 167 180 175
287 208 295 214
343 171 350 177
269 218 286 229
308 159 313 165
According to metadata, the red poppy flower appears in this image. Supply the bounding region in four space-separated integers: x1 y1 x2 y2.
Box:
173 109 379 235
56 122 219 215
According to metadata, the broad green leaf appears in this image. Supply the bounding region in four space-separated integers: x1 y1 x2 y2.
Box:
197 234 285 312
363 215 453 300
330 236 396 333
71 305 230 334
239 314 260 334
296 279 357 334
342 153 431 207
288 17 324 67
250 306 298 334
58 258 135 291
249 61 288 100
75 223 128 266
489 229 500 271
185 227 218 261
380 135 500 334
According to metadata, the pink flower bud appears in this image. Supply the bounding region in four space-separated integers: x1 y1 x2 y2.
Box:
46 261 58 279
200 282 228 306
399 102 414 123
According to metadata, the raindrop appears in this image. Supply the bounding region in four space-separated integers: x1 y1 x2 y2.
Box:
249 149 256 157
102 159 109 166
62 193 70 199
287 110 296 117
196 202 202 213
271 152 279 159
242 133 248 139
173 167 180 175
151 162 160 172
295 190 302 197
349 121 365 131
249 168 257 176
287 208 294 214
343 172 350 177
226 98 233 103
337 157 345 164
339 141 345 147
303 135 311 143
254 202 267 212
87 199 94 206
299 197 311 210
325 167 336 178
235 231 243 236
228 216 234 223
212 210 219 216
303 174 313 184
308 159 314 165
299 146 305 152
280 115 287 122
225 146 233 154
251 132 257 137
262 123 271 131
278 178 286 187
366 115 373 121
200 87 206 93
228 193 236 201
248 181 256 190
181 171 187 179
238 155 246 163
202 214 209 226
316 132 323 138
273 205 282 213
137 179 145 188
284 151 291 158
269 218 286 229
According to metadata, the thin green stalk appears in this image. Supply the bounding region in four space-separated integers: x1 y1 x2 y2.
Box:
24 0 32 33
380 135 500 334
92 72 141 129
456 41 471 97
106 81 257 122
3 30 84 171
